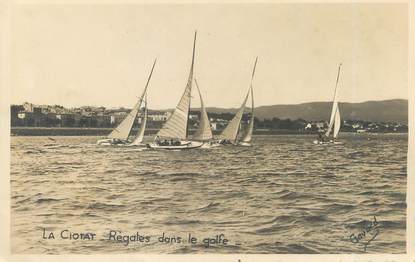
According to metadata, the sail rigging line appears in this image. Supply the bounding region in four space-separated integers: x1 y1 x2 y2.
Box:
108 58 157 140
156 31 197 140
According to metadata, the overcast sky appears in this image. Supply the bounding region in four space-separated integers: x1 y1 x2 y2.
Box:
11 3 408 109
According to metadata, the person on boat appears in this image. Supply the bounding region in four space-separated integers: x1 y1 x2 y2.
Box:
219 139 232 145
316 130 328 143
110 138 124 145
154 136 160 145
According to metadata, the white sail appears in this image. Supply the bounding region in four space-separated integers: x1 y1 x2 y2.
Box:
193 79 213 141
333 107 341 138
156 32 196 140
241 87 254 143
219 89 250 142
325 63 342 138
108 59 156 141
131 102 147 145
325 100 338 137
240 57 257 143
108 99 142 140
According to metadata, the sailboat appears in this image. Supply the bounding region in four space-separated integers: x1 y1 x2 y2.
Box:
238 57 257 146
147 32 203 150
217 57 258 145
193 79 219 148
314 63 342 145
97 59 156 146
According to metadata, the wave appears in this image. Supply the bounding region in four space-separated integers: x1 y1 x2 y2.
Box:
347 151 369 159
35 198 64 204
324 203 355 213
43 144 69 149
388 201 407 209
164 219 201 225
284 243 320 254
157 172 202 177
255 224 287 235
380 220 406 229
193 202 220 212
86 202 126 211
279 191 310 200
267 214 296 224
25 150 46 154
15 197 33 205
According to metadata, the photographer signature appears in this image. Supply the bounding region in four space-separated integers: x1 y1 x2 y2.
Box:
349 216 380 252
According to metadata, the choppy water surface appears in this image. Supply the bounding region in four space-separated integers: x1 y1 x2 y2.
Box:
11 134 407 254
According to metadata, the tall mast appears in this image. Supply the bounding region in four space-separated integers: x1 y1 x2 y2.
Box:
141 58 157 102
128 58 156 138
185 31 197 139
331 62 342 104
251 56 258 86
250 56 258 116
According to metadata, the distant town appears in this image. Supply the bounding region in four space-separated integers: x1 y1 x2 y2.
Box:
11 102 408 135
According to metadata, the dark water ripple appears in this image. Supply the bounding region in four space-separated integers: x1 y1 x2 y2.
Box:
10 134 407 254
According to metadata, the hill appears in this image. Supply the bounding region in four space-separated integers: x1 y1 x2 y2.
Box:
202 99 408 123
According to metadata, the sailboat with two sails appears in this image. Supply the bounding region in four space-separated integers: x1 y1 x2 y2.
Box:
147 32 205 150
96 59 156 146
314 63 343 145
217 57 258 146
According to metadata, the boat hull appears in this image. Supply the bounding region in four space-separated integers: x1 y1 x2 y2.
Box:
147 141 203 150
313 140 343 145
125 143 147 147
217 139 237 146
97 138 129 146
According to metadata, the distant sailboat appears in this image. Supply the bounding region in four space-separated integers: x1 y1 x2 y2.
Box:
218 89 249 144
97 59 156 146
148 31 203 150
193 79 220 149
314 63 342 145
218 57 258 145
238 57 257 146
193 79 213 141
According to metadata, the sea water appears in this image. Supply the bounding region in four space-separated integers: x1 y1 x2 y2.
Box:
10 134 407 254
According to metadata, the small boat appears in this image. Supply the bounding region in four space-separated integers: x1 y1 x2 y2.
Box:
97 59 156 146
147 140 202 150
217 57 258 146
148 32 203 150
314 63 342 145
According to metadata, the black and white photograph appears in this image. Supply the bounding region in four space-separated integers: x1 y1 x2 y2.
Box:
4 1 411 257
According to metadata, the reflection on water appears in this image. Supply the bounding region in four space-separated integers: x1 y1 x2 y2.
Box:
11 134 407 254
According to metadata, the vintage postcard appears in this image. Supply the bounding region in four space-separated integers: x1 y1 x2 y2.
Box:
1 0 414 261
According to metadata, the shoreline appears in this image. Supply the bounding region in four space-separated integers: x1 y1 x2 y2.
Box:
10 127 408 136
